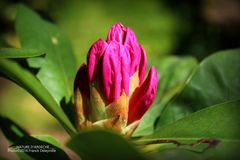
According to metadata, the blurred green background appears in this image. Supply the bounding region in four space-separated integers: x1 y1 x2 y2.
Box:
0 0 240 159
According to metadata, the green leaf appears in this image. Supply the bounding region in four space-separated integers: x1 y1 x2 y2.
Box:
155 56 198 103
149 100 240 139
133 56 198 137
140 100 240 159
16 4 77 104
0 59 76 135
0 48 45 58
156 49 240 128
33 135 62 148
67 129 147 160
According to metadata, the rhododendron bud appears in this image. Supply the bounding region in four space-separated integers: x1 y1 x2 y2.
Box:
107 22 146 83
74 23 158 135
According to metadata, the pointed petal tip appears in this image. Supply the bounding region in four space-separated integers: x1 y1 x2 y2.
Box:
139 45 147 83
128 66 158 123
87 39 108 82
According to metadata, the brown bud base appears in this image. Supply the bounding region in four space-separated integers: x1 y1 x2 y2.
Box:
74 90 140 136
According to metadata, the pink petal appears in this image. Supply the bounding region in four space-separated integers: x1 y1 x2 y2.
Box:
107 22 126 43
124 27 138 46
74 64 90 97
119 45 130 96
138 45 147 84
102 41 122 103
128 67 158 123
102 41 130 103
87 38 108 82
107 23 143 77
127 44 141 76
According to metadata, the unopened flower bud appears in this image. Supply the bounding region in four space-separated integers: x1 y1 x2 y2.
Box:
74 23 158 135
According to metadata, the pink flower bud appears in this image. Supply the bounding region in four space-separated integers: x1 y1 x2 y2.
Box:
107 23 146 84
74 23 158 135
139 45 147 84
87 39 108 82
102 41 130 103
128 67 158 123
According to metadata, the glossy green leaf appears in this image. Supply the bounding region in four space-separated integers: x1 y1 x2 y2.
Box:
149 100 240 139
133 56 198 137
16 4 77 104
0 48 45 58
67 129 147 160
156 49 240 128
155 56 198 103
139 100 240 159
0 59 76 135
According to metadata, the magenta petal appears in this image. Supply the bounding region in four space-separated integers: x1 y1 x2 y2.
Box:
119 45 130 96
124 28 142 76
138 45 147 84
128 46 141 76
107 23 143 77
107 22 126 43
74 64 90 97
124 27 138 46
128 67 158 123
87 39 108 82
102 41 122 103
102 42 131 103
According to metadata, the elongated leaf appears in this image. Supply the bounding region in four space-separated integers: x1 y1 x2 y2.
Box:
0 59 76 135
67 129 147 160
149 100 240 139
0 48 45 58
156 49 240 128
133 56 197 137
16 4 77 104
33 135 62 148
139 100 240 159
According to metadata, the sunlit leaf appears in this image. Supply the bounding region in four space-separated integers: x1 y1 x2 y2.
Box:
0 48 45 58
156 49 240 128
139 100 240 159
0 59 76 135
33 135 61 148
16 4 77 104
